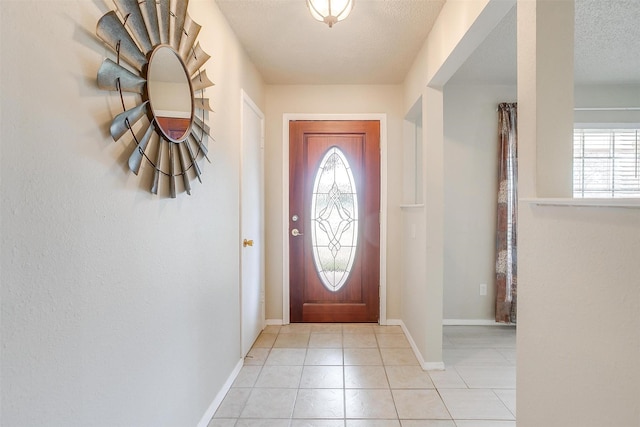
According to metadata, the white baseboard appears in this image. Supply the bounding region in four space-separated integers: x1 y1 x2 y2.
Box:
397 321 445 371
197 358 244 427
423 361 446 370
268 319 414 327
443 319 507 326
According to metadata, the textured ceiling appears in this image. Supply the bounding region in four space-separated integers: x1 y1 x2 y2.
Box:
450 0 640 85
216 0 640 86
215 0 446 84
574 0 640 85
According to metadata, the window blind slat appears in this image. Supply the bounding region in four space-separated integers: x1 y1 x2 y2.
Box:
573 128 640 198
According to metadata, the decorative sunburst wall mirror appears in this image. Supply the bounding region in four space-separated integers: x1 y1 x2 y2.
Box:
96 0 213 197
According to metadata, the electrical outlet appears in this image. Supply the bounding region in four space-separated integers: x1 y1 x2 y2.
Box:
479 283 487 296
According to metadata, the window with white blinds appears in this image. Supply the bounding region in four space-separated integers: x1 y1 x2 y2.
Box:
573 128 640 198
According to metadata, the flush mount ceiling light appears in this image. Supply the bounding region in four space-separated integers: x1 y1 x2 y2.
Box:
307 0 355 28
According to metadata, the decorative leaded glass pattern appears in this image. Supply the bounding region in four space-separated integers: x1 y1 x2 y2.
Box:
311 147 359 292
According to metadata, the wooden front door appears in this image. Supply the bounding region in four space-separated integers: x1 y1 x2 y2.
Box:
289 120 380 323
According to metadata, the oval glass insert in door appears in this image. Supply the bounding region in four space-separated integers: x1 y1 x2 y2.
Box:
310 147 359 292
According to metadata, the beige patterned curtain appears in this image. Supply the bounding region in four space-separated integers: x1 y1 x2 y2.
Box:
495 103 517 324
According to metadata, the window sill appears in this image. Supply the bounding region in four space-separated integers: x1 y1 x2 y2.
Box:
521 198 640 209
400 204 425 210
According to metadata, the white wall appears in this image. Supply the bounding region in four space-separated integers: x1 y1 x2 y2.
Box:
517 2 640 426
438 80 640 426
402 103 423 205
0 1 264 426
401 89 446 368
443 84 516 321
518 205 640 426
151 81 192 117
440 83 638 322
400 0 514 367
263 85 404 321
575 84 640 124
404 0 491 108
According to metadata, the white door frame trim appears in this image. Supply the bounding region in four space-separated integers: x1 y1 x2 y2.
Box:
281 113 388 325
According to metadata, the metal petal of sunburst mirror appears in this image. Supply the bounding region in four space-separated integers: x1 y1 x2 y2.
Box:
96 0 214 198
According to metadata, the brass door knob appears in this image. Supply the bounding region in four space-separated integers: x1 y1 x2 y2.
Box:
243 239 254 247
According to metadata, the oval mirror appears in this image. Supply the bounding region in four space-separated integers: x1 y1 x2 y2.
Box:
147 46 193 142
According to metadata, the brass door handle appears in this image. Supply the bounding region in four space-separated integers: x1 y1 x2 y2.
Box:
243 239 254 247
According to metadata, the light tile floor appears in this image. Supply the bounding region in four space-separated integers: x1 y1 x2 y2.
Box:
210 324 516 427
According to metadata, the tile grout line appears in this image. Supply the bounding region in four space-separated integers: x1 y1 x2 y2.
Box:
214 324 514 427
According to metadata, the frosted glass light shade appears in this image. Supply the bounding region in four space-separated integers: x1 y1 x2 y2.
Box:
307 0 354 27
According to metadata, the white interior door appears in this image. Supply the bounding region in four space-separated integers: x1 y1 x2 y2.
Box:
241 91 265 357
